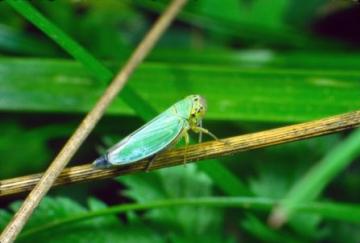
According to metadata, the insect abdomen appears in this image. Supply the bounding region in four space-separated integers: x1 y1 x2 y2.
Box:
93 155 112 168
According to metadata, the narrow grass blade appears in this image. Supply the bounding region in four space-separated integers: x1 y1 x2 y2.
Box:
1 58 359 122
269 128 360 227
6 0 156 121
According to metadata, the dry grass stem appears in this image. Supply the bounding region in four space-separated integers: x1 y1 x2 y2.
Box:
1 110 359 198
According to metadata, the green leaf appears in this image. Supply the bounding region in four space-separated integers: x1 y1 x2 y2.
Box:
241 214 302 243
0 23 58 56
118 165 227 241
0 120 73 178
1 58 359 122
149 49 360 70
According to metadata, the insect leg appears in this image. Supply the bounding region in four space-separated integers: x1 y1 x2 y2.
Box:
145 154 158 172
198 119 203 143
192 126 219 141
183 130 190 165
193 126 230 145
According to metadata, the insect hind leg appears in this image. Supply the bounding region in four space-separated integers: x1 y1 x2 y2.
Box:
145 154 158 172
183 130 190 165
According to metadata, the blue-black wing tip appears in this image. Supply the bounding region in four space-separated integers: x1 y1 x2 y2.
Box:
93 155 112 169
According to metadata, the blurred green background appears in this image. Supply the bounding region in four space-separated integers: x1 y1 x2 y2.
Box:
0 0 359 242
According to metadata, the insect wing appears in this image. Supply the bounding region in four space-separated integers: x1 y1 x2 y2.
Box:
172 96 193 118
107 111 186 165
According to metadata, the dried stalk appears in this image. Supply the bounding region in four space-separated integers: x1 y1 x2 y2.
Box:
1 110 359 198
0 0 188 242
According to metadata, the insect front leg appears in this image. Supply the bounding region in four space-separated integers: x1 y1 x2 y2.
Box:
193 127 230 145
192 126 219 141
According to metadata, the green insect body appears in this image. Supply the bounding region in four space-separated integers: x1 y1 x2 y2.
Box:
93 94 217 169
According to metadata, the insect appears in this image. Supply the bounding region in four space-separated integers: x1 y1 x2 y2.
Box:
93 94 218 171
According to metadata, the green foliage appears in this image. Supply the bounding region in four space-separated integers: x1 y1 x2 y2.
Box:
0 119 73 177
272 128 360 223
3 0 253 214
134 0 334 48
1 165 359 242
118 165 229 242
241 214 302 243
0 197 162 243
1 0 360 242
0 165 227 242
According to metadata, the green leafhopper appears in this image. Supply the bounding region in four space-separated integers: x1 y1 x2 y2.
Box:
93 95 218 170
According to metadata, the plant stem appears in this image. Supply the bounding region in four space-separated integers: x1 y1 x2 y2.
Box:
18 197 360 239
